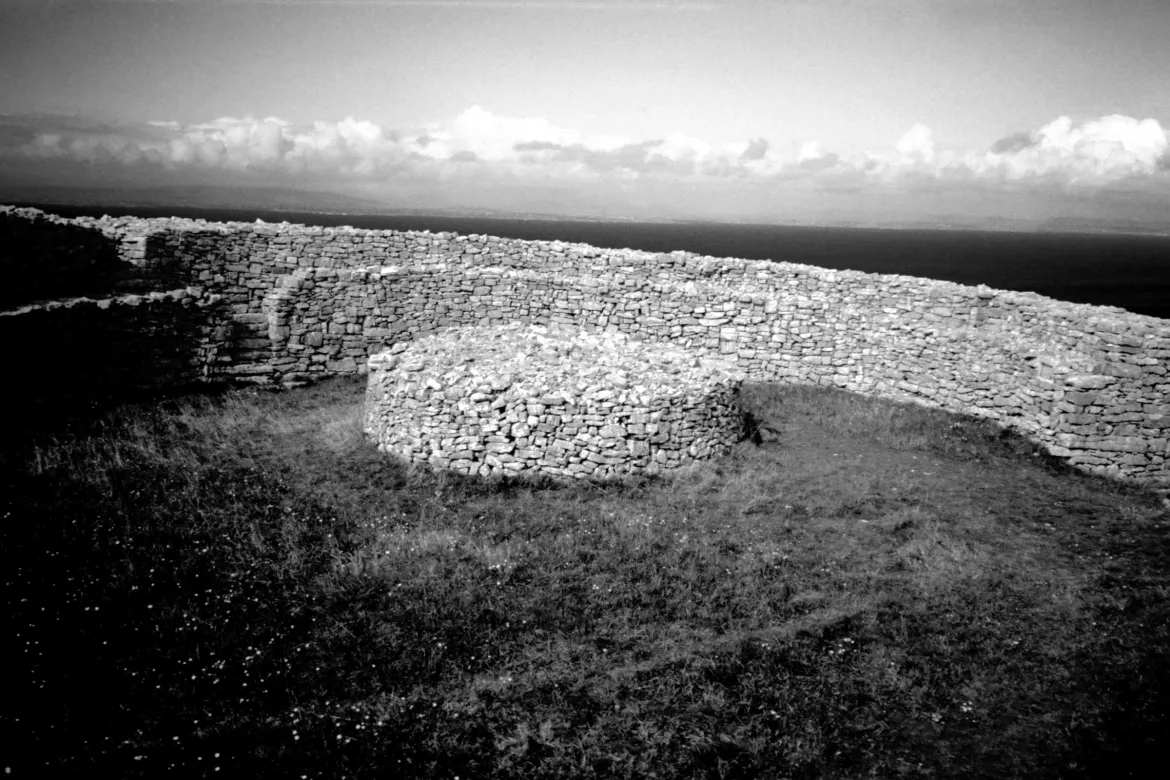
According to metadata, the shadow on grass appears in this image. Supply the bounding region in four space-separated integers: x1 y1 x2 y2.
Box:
3 377 1167 778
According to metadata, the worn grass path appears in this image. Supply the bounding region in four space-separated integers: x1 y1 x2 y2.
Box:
3 378 1168 778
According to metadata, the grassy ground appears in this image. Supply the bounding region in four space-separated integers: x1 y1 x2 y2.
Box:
3 377 1168 779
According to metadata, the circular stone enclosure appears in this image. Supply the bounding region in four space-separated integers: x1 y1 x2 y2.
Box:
364 323 746 481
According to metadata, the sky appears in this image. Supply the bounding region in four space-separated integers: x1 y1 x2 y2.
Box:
1 0 1169 229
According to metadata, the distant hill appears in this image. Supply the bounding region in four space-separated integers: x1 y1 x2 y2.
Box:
1035 216 1170 237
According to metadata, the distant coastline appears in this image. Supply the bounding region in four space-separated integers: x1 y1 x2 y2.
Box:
3 182 1169 238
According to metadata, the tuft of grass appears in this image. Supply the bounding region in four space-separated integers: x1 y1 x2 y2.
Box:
3 377 1168 778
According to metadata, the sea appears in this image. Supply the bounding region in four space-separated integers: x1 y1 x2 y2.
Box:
32 204 1170 321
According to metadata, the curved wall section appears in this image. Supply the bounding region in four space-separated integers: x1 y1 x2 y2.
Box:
2 205 1167 489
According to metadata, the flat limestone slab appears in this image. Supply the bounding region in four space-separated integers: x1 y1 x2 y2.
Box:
365 324 746 480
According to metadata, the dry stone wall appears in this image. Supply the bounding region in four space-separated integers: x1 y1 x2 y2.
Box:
365 324 745 480
0 208 124 307
2 205 1167 490
0 288 220 416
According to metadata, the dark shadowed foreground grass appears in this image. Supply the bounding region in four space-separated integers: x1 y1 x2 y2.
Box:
3 378 1168 779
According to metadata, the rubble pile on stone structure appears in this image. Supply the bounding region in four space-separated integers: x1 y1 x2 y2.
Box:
364 324 745 480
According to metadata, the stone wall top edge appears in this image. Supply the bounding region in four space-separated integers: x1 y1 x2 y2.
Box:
6 205 1166 328
1 204 109 231
0 287 211 318
284 260 1165 333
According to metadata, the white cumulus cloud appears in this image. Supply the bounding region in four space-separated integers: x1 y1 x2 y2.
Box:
976 115 1168 183
895 123 935 163
446 105 580 161
181 116 292 169
3 109 1167 199
649 132 711 162
287 116 397 174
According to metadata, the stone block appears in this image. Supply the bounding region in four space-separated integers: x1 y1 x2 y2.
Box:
1064 391 1099 407
1065 374 1116 389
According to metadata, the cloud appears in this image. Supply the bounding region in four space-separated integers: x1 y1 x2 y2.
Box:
443 105 580 162
584 140 664 174
183 116 294 168
895 122 935 163
980 114 1168 182
796 141 839 171
510 137 690 177
988 131 1036 155
286 115 397 175
740 137 769 161
513 140 564 153
11 116 179 167
2 109 1167 200
633 132 715 177
2 113 415 178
